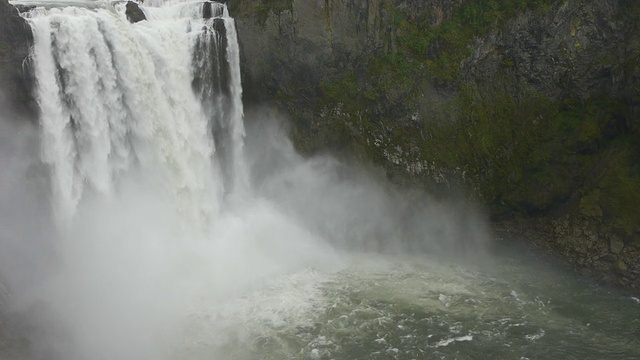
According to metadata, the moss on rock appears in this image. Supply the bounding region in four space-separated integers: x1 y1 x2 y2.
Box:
232 0 640 290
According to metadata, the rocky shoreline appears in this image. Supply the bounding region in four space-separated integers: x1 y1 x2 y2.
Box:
494 217 640 295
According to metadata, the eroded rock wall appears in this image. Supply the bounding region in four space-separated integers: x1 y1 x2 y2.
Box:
230 0 640 292
0 0 35 120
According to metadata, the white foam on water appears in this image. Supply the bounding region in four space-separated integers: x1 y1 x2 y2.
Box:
525 329 546 341
434 334 473 348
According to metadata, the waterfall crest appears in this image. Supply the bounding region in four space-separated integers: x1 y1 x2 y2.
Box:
22 0 246 229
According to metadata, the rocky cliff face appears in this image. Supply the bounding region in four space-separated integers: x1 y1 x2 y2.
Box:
464 1 636 100
0 0 35 120
230 0 640 292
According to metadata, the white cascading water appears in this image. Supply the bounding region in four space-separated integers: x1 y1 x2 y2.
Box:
16 2 317 358
25 0 247 229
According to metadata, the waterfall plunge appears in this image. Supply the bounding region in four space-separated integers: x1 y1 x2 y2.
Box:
26 1 246 229
14 2 344 359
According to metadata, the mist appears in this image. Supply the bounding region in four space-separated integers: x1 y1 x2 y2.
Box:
0 107 55 358
1 100 491 359
244 107 490 257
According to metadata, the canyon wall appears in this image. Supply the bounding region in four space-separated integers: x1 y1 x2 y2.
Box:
230 0 640 291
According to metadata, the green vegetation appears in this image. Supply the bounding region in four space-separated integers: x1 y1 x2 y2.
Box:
307 0 562 117
230 0 293 25
305 0 639 231
419 93 636 219
393 0 555 81
254 0 292 24
240 0 639 236
316 0 561 111
595 141 640 234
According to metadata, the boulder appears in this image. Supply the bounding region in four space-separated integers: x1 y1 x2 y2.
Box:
610 236 624 254
615 260 628 274
125 1 146 23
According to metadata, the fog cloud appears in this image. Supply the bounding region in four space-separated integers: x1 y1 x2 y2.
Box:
0 104 490 359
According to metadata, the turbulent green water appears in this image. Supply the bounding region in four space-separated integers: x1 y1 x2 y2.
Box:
177 241 640 360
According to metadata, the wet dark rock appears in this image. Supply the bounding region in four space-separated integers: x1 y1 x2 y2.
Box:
610 236 624 254
203 1 212 19
522 212 640 294
204 1 225 19
0 0 36 120
212 17 226 35
125 1 146 23
615 260 628 274
13 4 35 13
203 2 211 19
462 0 632 100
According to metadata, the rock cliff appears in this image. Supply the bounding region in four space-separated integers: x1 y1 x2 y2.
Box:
230 0 640 292
0 0 35 120
125 1 146 23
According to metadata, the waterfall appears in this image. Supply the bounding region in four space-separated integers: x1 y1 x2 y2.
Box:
1 3 507 359
22 1 246 229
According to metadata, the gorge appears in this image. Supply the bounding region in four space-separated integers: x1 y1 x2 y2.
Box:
0 0 639 359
